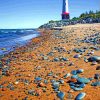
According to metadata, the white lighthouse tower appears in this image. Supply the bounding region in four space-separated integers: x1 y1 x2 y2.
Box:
62 0 70 20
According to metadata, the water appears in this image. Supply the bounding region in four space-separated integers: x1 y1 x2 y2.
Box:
0 29 40 55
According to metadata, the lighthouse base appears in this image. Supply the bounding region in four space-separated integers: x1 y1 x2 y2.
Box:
62 13 70 20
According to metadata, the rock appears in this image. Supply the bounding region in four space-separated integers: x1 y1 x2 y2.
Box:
74 54 81 58
92 61 98 65
91 81 100 86
28 90 35 95
63 73 70 78
58 79 64 84
79 83 86 88
57 91 65 100
68 62 74 66
38 82 45 87
94 74 100 79
52 82 60 89
44 80 48 84
88 77 94 81
0 62 3 69
77 77 90 84
71 70 77 75
51 79 56 83
96 66 100 70
84 57 88 62
54 58 60 62
7 84 15 90
35 89 42 96
47 52 54 56
42 56 48 60
34 77 42 83
48 72 53 76
70 86 83 91
2 88 6 91
71 75 79 79
88 56 100 62
42 87 46 92
75 92 86 100
0 85 4 88
73 48 81 53
14 81 19 85
60 57 68 61
77 69 84 74
69 82 86 91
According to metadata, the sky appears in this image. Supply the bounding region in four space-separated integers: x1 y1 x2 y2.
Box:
0 0 100 29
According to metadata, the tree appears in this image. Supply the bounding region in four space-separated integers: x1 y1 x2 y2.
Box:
49 20 55 23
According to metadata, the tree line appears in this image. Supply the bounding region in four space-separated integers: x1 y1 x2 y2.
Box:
72 10 100 21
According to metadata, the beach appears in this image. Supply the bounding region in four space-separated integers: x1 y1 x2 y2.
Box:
0 23 100 100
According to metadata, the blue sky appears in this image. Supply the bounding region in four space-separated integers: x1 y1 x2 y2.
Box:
0 0 100 29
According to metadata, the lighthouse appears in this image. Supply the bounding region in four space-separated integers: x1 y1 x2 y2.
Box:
62 0 70 20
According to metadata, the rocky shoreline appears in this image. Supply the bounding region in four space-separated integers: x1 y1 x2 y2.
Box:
0 23 100 100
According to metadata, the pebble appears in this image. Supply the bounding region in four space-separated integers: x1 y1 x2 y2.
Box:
60 57 68 61
71 75 79 79
70 86 83 91
88 77 94 81
63 73 70 78
38 82 45 87
92 61 98 65
74 54 81 58
68 62 74 66
71 69 84 75
94 74 100 79
54 58 60 62
47 52 54 56
58 79 64 84
34 77 42 82
44 80 48 84
77 69 84 74
73 48 82 53
71 70 77 75
77 77 90 84
51 79 56 83
96 66 100 70
14 81 19 85
28 90 35 95
69 82 86 91
0 85 4 88
48 72 53 76
57 91 65 100
91 81 100 86
52 82 60 89
84 57 88 62
75 92 86 100
42 56 48 60
88 56 100 62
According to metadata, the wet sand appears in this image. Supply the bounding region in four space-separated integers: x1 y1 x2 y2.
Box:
0 23 100 100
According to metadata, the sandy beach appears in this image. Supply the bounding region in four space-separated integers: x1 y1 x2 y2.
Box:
0 23 100 100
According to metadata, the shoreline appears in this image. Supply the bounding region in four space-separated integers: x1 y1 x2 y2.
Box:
0 23 100 100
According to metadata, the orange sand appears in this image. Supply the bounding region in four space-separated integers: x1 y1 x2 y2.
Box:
0 23 100 100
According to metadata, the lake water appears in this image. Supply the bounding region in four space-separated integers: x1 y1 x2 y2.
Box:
0 29 40 55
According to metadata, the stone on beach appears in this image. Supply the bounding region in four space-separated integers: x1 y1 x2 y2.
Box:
74 54 81 58
57 91 65 100
77 77 90 84
94 74 100 79
52 82 60 90
91 81 100 86
96 66 100 70
88 56 100 62
0 24 100 99
75 92 86 100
